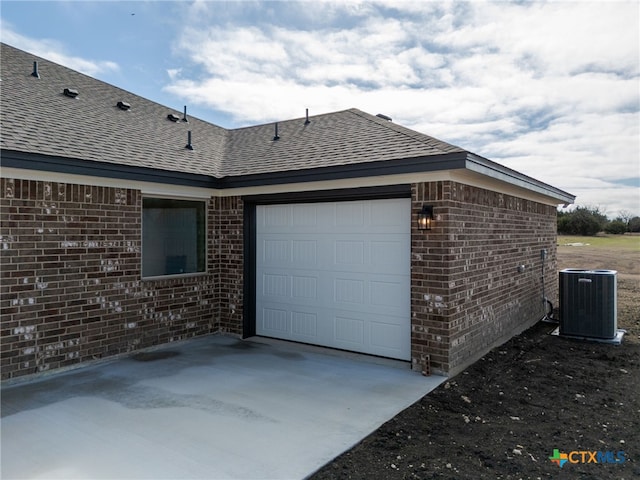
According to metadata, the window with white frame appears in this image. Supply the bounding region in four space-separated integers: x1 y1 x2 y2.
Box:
142 198 206 277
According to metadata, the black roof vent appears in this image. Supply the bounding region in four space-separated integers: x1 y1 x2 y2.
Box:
185 130 194 150
63 88 79 98
31 61 40 79
182 105 189 122
273 122 280 141
376 113 392 121
304 108 310 125
167 113 180 122
117 101 131 111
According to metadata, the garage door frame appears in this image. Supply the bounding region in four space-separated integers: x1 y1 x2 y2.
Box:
242 184 412 348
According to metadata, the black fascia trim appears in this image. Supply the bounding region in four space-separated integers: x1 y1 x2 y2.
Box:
242 184 411 205
1 150 217 189
218 152 467 189
242 202 257 338
2 149 469 192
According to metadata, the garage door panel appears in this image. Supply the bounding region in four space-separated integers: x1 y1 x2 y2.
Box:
257 304 331 342
329 272 408 312
292 204 318 226
292 240 317 265
370 321 407 353
262 273 289 297
260 202 407 234
370 199 409 227
257 268 326 308
291 275 318 299
259 270 407 313
256 199 410 361
371 241 409 269
335 316 365 346
258 305 409 360
259 235 406 273
332 311 409 358
331 235 407 274
370 280 405 308
334 240 365 266
334 278 365 305
291 311 318 337
262 205 290 228
261 308 289 333
262 239 290 264
334 202 365 227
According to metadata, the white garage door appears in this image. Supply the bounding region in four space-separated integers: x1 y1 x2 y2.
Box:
256 198 411 360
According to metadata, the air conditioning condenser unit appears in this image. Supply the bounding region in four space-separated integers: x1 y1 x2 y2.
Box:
559 269 617 339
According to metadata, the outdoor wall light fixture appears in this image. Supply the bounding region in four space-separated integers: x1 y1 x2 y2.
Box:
417 205 434 231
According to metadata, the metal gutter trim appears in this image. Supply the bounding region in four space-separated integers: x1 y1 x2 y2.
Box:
1 150 216 189
465 153 576 204
218 153 467 188
1 149 467 189
1 149 575 204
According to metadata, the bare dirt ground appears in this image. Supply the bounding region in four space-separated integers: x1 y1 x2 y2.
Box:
312 235 640 480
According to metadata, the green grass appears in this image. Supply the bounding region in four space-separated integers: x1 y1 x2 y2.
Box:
558 234 640 251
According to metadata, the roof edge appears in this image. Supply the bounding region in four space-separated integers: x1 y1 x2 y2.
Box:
1 150 217 189
2 148 575 205
465 153 575 205
1 149 468 189
218 153 468 188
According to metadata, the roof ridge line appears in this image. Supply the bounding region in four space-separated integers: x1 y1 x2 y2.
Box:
346 108 465 154
227 108 356 132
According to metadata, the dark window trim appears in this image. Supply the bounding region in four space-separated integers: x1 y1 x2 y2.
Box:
141 196 208 279
241 184 411 339
242 203 256 338
241 184 411 205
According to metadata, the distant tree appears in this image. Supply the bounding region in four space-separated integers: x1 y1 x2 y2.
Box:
557 206 606 236
618 210 634 224
589 206 609 227
629 216 640 233
557 211 572 234
604 220 628 234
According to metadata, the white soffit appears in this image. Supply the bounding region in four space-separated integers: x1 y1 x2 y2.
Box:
1 166 568 206
0 167 213 200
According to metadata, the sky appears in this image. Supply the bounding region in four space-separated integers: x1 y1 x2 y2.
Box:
1 1 639 217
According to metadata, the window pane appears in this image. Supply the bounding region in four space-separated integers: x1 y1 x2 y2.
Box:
142 198 206 277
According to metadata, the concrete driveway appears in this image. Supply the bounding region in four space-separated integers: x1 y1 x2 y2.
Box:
1 335 444 479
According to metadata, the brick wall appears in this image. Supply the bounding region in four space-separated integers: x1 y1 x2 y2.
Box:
411 181 558 375
411 181 450 373
213 196 244 335
0 178 217 380
2 176 558 380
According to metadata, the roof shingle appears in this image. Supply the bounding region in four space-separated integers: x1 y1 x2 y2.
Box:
1 43 464 179
1 43 227 177
0 43 576 205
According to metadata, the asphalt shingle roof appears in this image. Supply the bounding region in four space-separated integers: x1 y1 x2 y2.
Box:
1 43 227 177
222 109 464 177
1 43 465 179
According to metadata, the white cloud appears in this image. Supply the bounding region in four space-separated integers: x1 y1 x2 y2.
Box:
1 22 119 77
164 1 639 215
437 1 639 77
3 1 637 216
167 68 182 81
